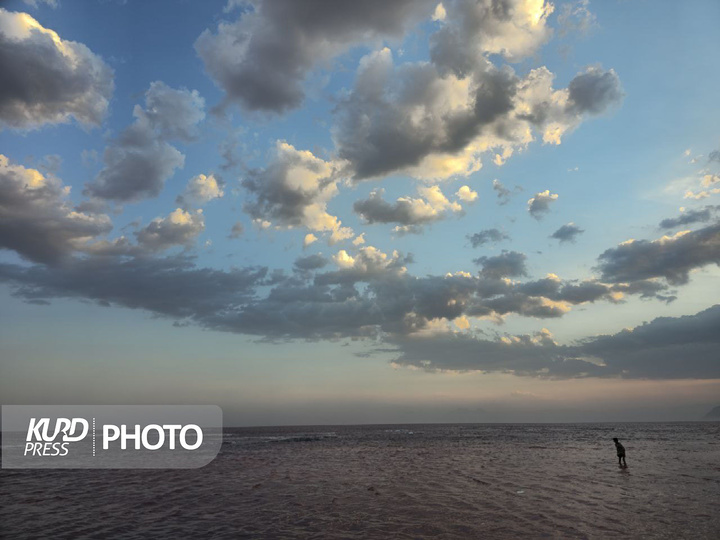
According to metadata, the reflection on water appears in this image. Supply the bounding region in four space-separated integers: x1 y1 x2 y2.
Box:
2 422 719 538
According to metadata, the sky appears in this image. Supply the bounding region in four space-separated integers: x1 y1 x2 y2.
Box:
1 0 719 425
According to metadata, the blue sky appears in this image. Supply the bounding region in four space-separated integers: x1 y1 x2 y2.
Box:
1 0 719 424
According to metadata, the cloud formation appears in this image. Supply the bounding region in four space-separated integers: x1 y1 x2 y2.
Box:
334 44 622 181
527 190 558 219
391 304 720 380
134 208 205 252
550 222 584 243
242 141 353 243
468 228 510 247
0 8 113 130
84 82 205 202
177 173 224 207
0 155 112 264
659 206 718 230
353 185 463 233
196 0 435 113
474 250 528 278
597 223 720 285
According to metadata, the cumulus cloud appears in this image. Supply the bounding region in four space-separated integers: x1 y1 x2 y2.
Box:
550 222 584 243
468 228 510 247
566 66 623 115
456 185 478 202
391 304 720 379
84 82 205 202
430 0 555 71
294 253 328 272
195 0 436 113
659 206 719 230
597 223 720 285
527 190 558 219
177 173 224 207
134 208 204 252
474 250 528 278
242 141 353 242
0 155 112 264
334 44 622 181
353 185 463 233
0 8 113 130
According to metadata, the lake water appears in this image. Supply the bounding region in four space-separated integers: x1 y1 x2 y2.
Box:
2 422 719 538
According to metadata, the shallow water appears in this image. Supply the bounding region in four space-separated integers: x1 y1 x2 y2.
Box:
2 422 719 539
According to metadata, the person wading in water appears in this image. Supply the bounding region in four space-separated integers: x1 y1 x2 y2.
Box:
613 437 627 468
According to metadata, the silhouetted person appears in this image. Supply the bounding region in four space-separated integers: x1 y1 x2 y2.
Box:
613 437 627 467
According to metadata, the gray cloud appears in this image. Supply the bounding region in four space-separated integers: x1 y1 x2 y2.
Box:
334 43 622 182
0 236 671 345
468 228 510 247
550 222 584 243
228 221 244 239
134 209 205 252
430 0 554 73
353 186 463 232
195 0 435 113
566 66 623 115
391 304 720 379
0 256 266 320
492 179 515 205
474 250 527 278
527 190 558 219
658 206 718 230
0 155 112 264
294 254 328 272
242 141 352 242
84 82 205 202
0 8 113 130
597 222 720 285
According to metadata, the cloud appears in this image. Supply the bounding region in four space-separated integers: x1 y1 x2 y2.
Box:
134 208 204 252
353 185 463 233
492 179 514 205
0 155 112 264
22 0 59 8
550 222 584 243
474 250 527 278
195 0 435 113
0 255 267 320
390 304 720 379
84 82 205 202
456 185 478 202
597 223 720 285
228 221 244 239
527 190 558 219
242 141 353 242
303 233 318 248
0 8 113 130
177 173 224 207
468 228 510 247
294 253 328 271
659 206 719 230
430 0 555 71
334 43 622 181
557 0 597 38
566 66 623 115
